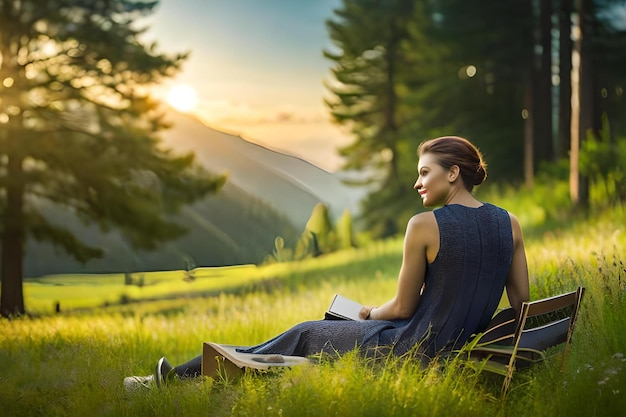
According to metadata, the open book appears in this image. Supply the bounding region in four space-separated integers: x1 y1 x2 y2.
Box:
324 294 364 321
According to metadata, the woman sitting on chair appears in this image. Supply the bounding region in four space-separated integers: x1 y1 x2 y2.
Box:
125 136 530 390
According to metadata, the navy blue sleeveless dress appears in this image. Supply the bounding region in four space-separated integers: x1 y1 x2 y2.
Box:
238 203 514 360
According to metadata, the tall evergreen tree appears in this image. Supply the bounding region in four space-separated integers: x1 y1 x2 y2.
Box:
325 0 537 234
589 0 626 138
324 0 416 237
0 0 224 317
424 0 535 181
570 0 626 207
557 0 574 159
534 0 555 165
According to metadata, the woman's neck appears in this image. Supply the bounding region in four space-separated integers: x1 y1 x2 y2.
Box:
444 188 482 207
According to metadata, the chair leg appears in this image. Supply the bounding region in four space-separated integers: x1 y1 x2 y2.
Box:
501 364 515 397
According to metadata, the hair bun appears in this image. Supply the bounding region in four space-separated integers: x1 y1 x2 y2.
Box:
473 163 487 186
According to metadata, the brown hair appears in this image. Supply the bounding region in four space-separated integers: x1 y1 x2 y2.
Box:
417 136 488 191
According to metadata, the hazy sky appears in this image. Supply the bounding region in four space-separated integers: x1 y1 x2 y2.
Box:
144 0 349 171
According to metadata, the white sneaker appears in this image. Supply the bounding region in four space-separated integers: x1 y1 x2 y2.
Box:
124 375 154 393
155 357 174 388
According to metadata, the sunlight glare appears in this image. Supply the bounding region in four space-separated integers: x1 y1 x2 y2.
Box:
166 84 198 113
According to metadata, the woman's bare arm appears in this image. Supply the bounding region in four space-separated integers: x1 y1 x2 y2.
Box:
505 213 530 313
359 213 435 320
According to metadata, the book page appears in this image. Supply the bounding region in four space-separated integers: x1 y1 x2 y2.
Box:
328 294 364 321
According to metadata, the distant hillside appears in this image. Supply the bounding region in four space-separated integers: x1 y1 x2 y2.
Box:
24 182 299 277
23 111 364 277
159 111 364 229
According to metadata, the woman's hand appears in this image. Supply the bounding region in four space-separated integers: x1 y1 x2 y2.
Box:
359 306 376 320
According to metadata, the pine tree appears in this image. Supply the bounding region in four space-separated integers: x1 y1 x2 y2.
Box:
0 0 224 317
303 203 335 255
335 208 356 250
422 0 535 181
324 0 416 237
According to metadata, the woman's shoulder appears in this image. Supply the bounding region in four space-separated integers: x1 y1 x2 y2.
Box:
409 210 436 223
406 211 439 259
482 203 520 224
481 204 523 244
407 211 438 232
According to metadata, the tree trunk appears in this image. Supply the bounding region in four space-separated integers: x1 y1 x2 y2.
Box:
570 1 582 204
533 0 554 165
558 0 573 159
524 80 535 189
571 0 594 208
577 0 594 208
0 153 26 317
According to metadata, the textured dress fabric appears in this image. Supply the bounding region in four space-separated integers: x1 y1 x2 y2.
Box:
237 203 514 360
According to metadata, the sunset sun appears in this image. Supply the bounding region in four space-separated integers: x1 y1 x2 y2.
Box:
166 84 198 112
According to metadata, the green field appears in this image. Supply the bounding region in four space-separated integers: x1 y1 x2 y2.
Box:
1 200 625 416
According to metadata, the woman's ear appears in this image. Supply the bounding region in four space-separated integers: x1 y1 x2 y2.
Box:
448 165 460 183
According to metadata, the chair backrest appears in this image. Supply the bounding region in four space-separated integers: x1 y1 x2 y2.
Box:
513 286 585 356
469 287 585 397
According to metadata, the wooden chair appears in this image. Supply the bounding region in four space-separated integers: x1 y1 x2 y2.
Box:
463 286 585 396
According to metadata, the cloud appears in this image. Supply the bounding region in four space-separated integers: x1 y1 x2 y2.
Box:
188 98 351 172
197 99 328 127
234 120 352 172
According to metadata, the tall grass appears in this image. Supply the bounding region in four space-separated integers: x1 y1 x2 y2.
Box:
0 204 624 416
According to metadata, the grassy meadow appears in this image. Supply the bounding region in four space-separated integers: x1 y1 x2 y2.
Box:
1 196 625 416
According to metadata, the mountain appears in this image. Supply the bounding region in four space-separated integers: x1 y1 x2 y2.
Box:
159 111 364 229
23 111 364 277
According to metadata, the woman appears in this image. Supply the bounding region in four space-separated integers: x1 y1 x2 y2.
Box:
125 136 529 390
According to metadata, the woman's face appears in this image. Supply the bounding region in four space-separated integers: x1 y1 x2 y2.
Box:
414 153 453 207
